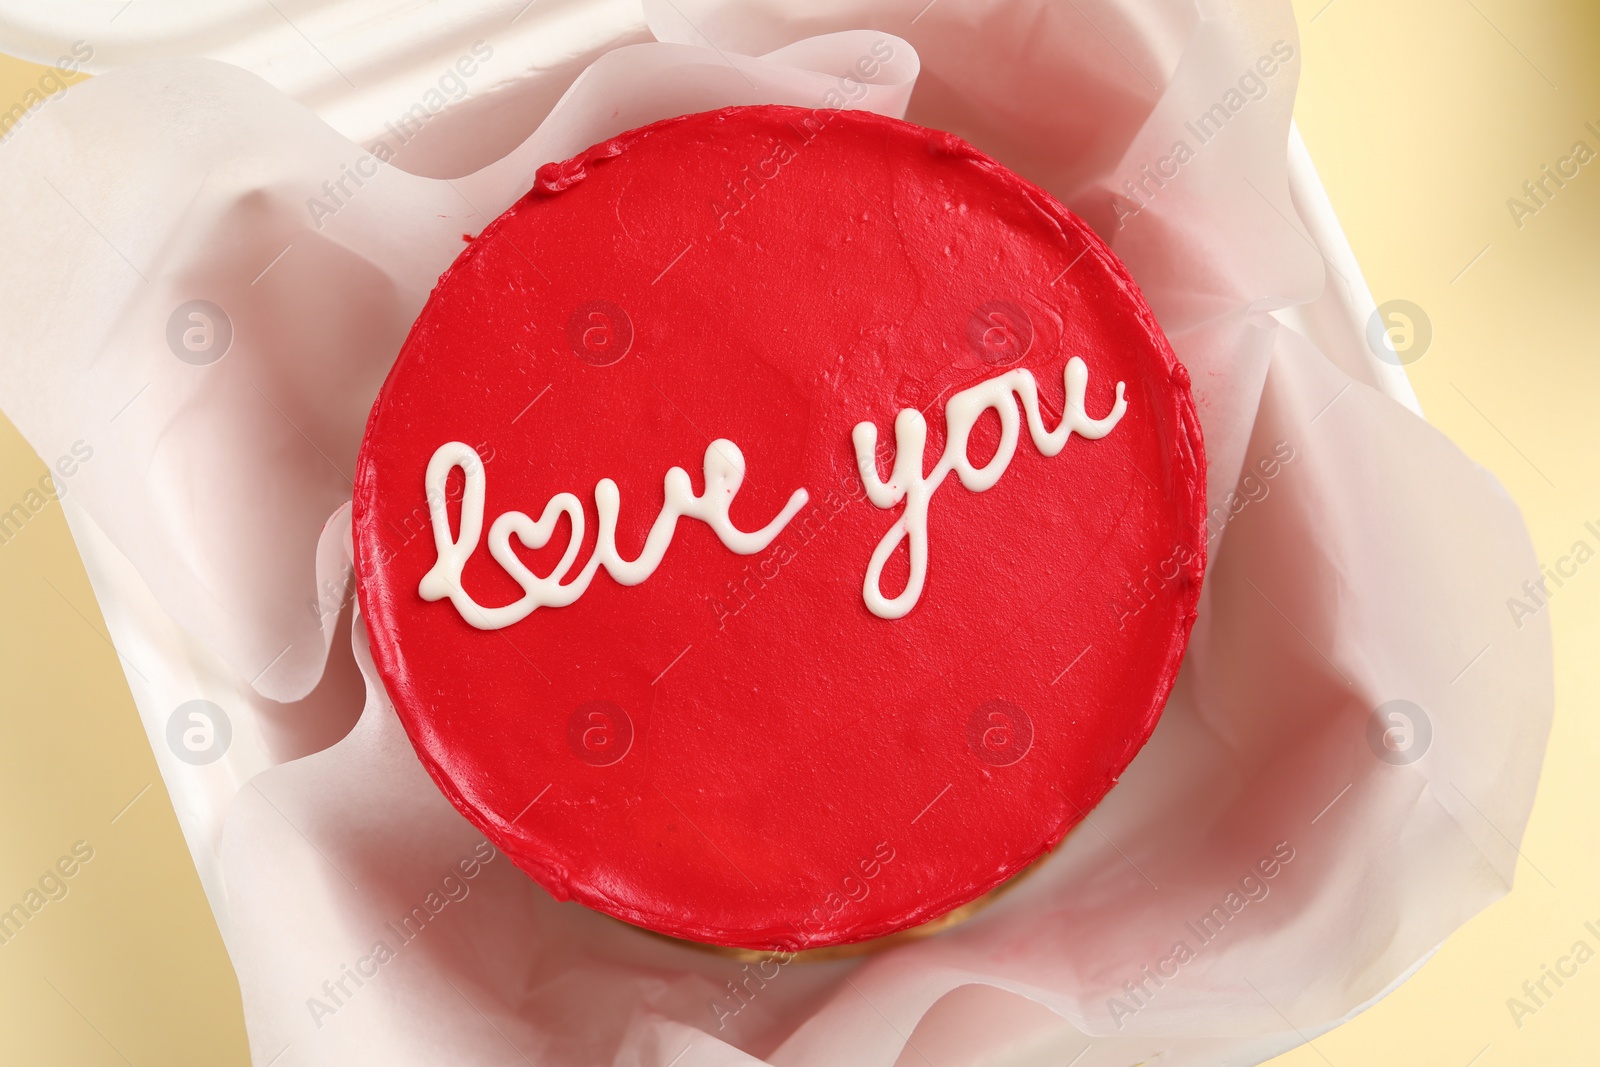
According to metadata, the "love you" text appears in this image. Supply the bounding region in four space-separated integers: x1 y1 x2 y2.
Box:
418 357 1125 627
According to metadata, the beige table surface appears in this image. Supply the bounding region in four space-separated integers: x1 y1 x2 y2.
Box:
1 0 1595 1062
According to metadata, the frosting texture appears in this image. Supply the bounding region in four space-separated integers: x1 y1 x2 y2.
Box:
353 104 1206 949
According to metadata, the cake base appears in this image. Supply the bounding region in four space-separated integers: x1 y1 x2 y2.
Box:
636 850 1053 962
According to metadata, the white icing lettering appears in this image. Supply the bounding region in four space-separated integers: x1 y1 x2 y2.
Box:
418 358 1124 628
851 357 1126 619
420 440 808 629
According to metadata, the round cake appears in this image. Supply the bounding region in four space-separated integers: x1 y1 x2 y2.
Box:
353 104 1205 950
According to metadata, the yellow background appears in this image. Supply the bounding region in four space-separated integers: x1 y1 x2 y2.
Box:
1 0 1595 1061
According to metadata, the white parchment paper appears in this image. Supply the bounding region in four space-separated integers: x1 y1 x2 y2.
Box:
0 1 1551 1064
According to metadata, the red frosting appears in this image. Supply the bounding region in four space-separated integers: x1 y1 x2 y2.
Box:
353 105 1204 949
